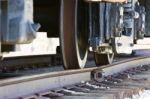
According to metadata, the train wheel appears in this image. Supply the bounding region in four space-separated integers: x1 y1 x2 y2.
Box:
94 53 114 66
60 0 89 69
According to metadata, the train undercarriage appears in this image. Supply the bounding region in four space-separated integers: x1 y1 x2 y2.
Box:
0 0 150 69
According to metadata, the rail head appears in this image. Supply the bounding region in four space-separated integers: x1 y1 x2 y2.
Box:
92 56 150 81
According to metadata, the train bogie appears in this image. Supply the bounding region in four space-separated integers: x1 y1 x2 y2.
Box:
0 0 149 69
60 0 147 69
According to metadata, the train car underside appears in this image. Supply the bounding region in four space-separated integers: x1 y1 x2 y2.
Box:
0 0 149 69
60 0 147 69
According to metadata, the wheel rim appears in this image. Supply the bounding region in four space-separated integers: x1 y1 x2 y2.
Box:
107 53 114 63
94 53 114 66
60 0 89 69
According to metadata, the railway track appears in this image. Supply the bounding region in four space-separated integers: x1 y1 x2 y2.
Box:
0 56 150 99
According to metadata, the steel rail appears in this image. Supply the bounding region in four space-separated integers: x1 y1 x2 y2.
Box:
0 68 95 99
0 56 150 99
93 56 150 76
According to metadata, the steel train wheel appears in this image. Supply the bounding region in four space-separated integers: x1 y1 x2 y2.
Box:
60 0 89 69
94 53 114 66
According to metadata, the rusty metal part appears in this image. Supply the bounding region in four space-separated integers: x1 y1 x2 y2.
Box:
60 0 89 69
94 53 114 66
